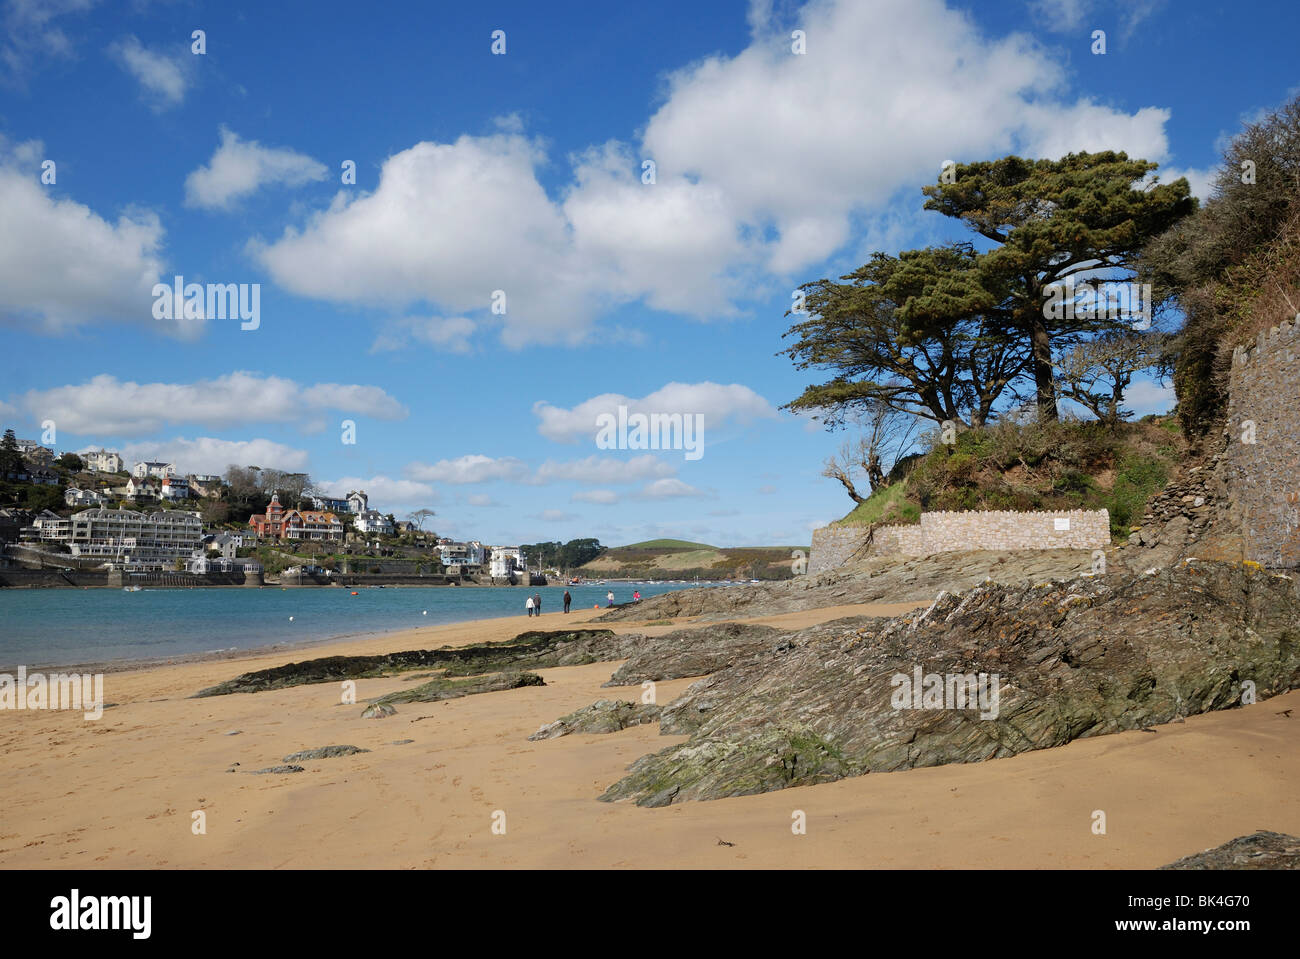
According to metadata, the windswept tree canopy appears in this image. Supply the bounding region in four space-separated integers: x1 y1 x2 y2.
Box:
780 243 1029 429
922 151 1195 420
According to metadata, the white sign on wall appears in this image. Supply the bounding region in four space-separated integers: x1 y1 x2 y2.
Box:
1054 517 1071 531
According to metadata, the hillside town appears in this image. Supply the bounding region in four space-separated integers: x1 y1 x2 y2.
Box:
0 429 528 583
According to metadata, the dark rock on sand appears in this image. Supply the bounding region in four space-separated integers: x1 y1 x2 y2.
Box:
603 623 786 686
251 765 305 775
601 560 1300 806
283 745 370 762
360 703 397 719
529 699 662 741
1160 831 1300 869
369 671 544 706
193 629 633 697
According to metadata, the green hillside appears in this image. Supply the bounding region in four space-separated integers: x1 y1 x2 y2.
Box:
834 415 1185 540
620 538 715 550
578 539 808 581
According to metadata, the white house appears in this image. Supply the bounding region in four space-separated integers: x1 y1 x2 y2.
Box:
353 509 394 535
438 541 485 568
124 476 159 500
83 449 125 473
346 489 369 514
160 476 191 501
132 461 176 480
27 509 71 543
210 531 245 552
488 546 523 577
65 487 108 508
311 494 350 513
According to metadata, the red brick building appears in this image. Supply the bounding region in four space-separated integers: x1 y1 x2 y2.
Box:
249 492 344 543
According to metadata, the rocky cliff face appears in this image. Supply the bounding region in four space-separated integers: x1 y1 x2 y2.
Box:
599 560 1300 806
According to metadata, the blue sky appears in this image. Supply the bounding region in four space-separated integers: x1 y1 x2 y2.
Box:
0 0 1294 546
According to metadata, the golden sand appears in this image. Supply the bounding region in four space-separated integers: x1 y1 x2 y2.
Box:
2 601 1297 868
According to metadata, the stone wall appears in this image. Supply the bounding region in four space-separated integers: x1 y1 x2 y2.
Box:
1225 319 1300 567
920 509 1110 553
809 509 1110 574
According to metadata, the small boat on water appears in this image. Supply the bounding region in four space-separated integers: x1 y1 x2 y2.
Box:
123 585 143 592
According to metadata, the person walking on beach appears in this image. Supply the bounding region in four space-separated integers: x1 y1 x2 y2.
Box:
533 592 542 615
633 589 641 602
606 590 615 607
563 590 572 613
525 595 535 617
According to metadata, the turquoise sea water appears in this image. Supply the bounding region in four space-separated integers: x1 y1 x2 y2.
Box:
0 582 699 668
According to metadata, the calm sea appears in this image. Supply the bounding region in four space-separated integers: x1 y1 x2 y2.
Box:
0 582 702 669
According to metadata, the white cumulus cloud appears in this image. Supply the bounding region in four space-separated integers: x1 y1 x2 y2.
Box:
19 371 407 435
404 454 530 485
0 138 178 336
185 127 328 210
534 382 778 443
108 34 189 109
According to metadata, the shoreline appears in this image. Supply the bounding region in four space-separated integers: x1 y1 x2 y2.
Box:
0 582 708 673
0 607 626 676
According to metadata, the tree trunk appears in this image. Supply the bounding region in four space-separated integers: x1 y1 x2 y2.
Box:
866 453 884 491
833 474 866 504
1028 315 1058 422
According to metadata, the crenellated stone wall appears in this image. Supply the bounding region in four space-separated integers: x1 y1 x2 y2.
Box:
808 509 1110 574
1225 318 1300 567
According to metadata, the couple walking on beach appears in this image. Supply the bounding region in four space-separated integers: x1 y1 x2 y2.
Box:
527 591 576 615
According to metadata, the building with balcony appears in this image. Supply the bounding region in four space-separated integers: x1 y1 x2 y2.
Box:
160 476 191 501
354 509 394 535
68 508 203 568
249 493 343 543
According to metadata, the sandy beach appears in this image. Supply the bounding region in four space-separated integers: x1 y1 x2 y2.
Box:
2 600 1298 870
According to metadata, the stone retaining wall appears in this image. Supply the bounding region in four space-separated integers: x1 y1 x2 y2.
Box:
809 509 1110 574
1226 319 1300 567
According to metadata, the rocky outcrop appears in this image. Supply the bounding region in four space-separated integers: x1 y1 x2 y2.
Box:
603 623 788 686
283 745 370 761
1125 434 1234 566
597 549 1116 624
600 560 1300 806
251 765 304 775
369 671 544 707
528 699 662 741
360 703 396 719
193 629 633 697
1160 831 1300 869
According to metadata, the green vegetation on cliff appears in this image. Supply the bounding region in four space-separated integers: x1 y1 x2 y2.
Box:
833 416 1183 538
